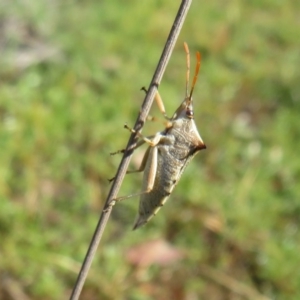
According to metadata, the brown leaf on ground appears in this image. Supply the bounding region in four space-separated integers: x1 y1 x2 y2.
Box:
126 239 184 268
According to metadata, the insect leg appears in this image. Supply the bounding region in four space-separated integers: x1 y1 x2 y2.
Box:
126 147 150 175
111 146 157 203
154 91 169 120
109 130 161 182
110 139 146 156
124 124 162 147
108 145 150 182
141 87 172 125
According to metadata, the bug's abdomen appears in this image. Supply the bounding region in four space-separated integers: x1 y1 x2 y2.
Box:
133 145 185 229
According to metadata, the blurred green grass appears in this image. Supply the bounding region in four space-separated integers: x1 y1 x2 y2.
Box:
0 0 299 299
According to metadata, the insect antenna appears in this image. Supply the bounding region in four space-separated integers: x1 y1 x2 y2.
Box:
183 42 190 100
189 51 201 100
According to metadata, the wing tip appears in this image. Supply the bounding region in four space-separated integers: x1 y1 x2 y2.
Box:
132 218 146 230
132 214 151 230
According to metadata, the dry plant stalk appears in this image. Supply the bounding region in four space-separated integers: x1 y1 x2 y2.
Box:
69 1 194 299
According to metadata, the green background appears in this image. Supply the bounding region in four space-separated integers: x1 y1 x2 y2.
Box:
0 0 299 299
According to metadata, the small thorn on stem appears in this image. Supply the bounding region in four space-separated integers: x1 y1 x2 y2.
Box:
108 177 115 183
141 86 148 94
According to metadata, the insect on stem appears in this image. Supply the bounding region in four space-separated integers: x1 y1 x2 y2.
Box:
112 43 206 230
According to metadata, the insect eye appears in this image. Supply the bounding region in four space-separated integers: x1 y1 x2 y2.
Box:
186 109 194 118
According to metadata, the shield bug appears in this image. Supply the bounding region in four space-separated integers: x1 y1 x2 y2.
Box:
112 42 206 230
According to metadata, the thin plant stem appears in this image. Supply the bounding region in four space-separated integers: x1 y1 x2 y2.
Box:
69 1 193 299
